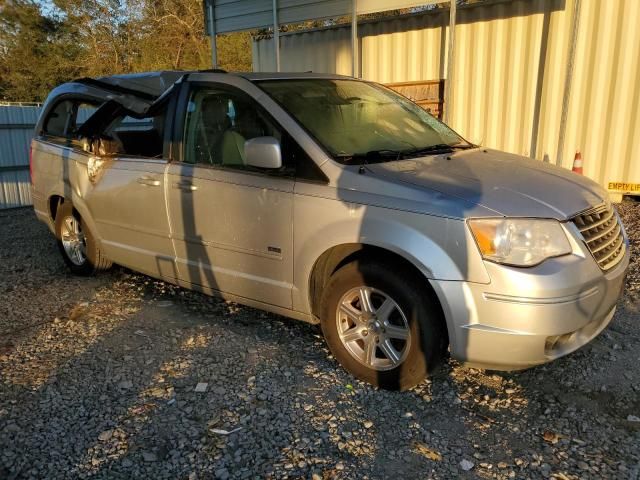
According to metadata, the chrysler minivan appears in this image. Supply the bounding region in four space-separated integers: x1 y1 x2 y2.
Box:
31 71 629 389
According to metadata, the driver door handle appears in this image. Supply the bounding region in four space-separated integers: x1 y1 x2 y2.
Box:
137 176 161 187
173 182 198 192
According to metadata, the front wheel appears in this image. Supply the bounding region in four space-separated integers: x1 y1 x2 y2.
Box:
55 201 112 275
320 261 447 390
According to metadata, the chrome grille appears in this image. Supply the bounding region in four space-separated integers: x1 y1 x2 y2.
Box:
573 204 625 271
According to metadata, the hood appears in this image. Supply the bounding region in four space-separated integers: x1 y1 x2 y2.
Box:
365 148 608 220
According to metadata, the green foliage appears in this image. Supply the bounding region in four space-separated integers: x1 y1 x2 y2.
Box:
0 0 83 101
0 0 252 102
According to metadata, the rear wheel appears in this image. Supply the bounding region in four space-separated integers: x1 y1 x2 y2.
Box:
320 260 447 390
55 201 112 275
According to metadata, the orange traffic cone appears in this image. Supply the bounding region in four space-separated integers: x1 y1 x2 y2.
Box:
572 151 583 175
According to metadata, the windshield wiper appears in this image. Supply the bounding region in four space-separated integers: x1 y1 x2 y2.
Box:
336 143 475 164
403 143 474 157
336 149 403 164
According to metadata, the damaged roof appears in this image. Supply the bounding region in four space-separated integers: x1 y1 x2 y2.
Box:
40 69 357 124
92 70 354 97
94 71 197 97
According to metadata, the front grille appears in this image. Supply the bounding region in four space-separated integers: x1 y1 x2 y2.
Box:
572 204 625 271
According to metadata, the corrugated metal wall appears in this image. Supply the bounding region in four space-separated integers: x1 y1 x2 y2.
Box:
0 106 40 209
212 0 442 34
253 0 640 194
562 0 640 190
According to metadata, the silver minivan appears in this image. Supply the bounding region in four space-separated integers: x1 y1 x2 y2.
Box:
31 71 629 390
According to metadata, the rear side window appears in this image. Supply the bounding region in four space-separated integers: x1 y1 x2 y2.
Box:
42 100 100 140
41 98 166 159
43 101 73 137
74 104 99 132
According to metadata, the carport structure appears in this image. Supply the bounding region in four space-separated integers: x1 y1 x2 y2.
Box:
203 0 455 119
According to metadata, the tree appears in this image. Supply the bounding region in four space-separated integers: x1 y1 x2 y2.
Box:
0 0 82 101
127 0 252 72
52 0 139 76
0 0 253 102
216 32 252 72
129 0 210 71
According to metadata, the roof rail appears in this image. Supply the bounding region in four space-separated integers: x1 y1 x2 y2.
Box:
199 68 228 74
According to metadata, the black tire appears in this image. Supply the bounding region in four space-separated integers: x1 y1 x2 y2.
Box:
55 201 112 275
320 260 447 390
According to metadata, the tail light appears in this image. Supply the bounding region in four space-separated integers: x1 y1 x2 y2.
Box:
29 141 34 186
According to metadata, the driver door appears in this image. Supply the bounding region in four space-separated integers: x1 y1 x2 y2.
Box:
166 82 295 308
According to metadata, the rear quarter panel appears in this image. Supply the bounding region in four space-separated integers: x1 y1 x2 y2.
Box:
31 139 102 244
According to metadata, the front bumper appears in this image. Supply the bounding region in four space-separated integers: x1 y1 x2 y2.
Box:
431 239 630 371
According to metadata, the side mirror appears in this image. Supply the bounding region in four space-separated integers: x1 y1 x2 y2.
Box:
244 136 282 169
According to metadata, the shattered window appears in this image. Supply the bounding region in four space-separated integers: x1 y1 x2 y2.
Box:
75 104 99 128
101 113 166 159
42 94 167 159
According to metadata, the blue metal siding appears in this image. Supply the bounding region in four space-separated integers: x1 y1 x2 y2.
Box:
0 106 155 210
0 170 32 209
0 106 41 209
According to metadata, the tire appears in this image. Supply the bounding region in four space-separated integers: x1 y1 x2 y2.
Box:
320 260 447 390
55 201 112 275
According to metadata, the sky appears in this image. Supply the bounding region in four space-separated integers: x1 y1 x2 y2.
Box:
35 0 58 17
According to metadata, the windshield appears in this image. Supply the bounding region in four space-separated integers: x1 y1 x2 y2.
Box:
257 79 470 163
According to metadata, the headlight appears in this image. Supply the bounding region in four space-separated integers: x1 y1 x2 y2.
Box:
468 218 572 267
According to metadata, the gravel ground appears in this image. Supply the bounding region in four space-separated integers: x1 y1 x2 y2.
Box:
0 203 639 480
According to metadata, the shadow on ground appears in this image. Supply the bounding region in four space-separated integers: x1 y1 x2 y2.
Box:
0 207 638 479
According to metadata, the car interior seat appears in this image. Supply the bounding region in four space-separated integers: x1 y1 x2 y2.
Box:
198 96 231 164
218 101 269 167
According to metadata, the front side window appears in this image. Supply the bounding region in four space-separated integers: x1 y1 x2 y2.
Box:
181 85 327 181
257 79 470 163
183 87 283 169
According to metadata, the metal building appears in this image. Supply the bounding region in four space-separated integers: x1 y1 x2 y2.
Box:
2 1 636 209
0 105 40 209
249 0 640 199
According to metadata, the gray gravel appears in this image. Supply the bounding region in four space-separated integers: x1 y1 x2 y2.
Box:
1 202 639 479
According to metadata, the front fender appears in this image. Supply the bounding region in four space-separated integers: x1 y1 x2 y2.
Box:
292 194 489 313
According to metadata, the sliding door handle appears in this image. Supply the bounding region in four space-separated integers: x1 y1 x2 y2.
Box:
137 176 161 187
173 182 198 191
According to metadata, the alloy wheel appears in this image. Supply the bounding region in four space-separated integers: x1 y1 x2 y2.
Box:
335 286 411 371
61 215 87 266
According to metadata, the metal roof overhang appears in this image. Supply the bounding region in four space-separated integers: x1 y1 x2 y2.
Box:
203 0 455 121
206 0 445 34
